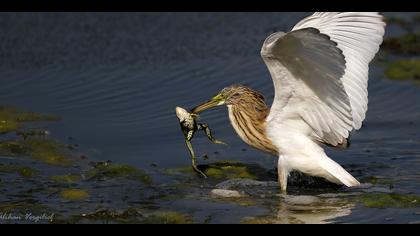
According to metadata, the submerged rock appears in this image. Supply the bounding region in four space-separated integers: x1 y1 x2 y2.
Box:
281 195 321 205
210 189 244 198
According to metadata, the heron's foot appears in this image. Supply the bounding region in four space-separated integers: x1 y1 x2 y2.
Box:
278 163 288 194
280 188 287 195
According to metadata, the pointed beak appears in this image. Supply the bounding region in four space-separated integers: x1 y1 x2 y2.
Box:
191 94 225 114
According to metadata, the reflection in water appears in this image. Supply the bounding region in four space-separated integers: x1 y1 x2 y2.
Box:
274 195 354 224
213 177 356 224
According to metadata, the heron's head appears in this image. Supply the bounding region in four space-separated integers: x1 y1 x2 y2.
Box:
192 85 266 114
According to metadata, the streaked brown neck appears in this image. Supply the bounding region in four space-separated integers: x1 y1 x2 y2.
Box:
227 90 278 156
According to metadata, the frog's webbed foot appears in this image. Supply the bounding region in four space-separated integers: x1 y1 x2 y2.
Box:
185 139 208 178
198 123 227 146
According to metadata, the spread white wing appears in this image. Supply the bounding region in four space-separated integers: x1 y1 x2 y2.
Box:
262 12 385 146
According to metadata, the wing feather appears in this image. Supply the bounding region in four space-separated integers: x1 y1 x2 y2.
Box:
262 12 385 147
293 12 386 129
262 28 352 146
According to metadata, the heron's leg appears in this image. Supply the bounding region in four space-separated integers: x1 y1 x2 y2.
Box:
185 138 207 179
199 123 227 145
278 169 288 194
278 155 289 194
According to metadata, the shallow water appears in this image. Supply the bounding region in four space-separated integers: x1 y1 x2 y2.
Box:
0 12 419 224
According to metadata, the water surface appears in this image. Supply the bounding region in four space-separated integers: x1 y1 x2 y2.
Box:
0 12 419 224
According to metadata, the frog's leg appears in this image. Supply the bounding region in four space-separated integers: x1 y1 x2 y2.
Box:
186 129 193 141
198 123 227 146
185 130 207 178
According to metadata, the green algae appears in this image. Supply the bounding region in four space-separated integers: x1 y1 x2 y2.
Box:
0 164 39 178
0 199 50 215
85 162 152 184
240 216 277 224
163 166 195 175
16 112 60 122
204 165 256 179
0 106 65 165
213 196 256 207
384 59 420 81
164 160 269 180
360 176 395 187
139 211 192 224
382 33 420 55
65 208 192 224
16 129 50 140
50 174 81 183
0 141 28 155
240 215 304 224
0 138 72 167
237 200 255 207
60 189 89 201
72 209 143 223
26 139 72 166
0 119 18 134
358 193 420 208
0 106 60 134
204 167 225 177
0 107 72 166
16 166 39 178
218 165 256 179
